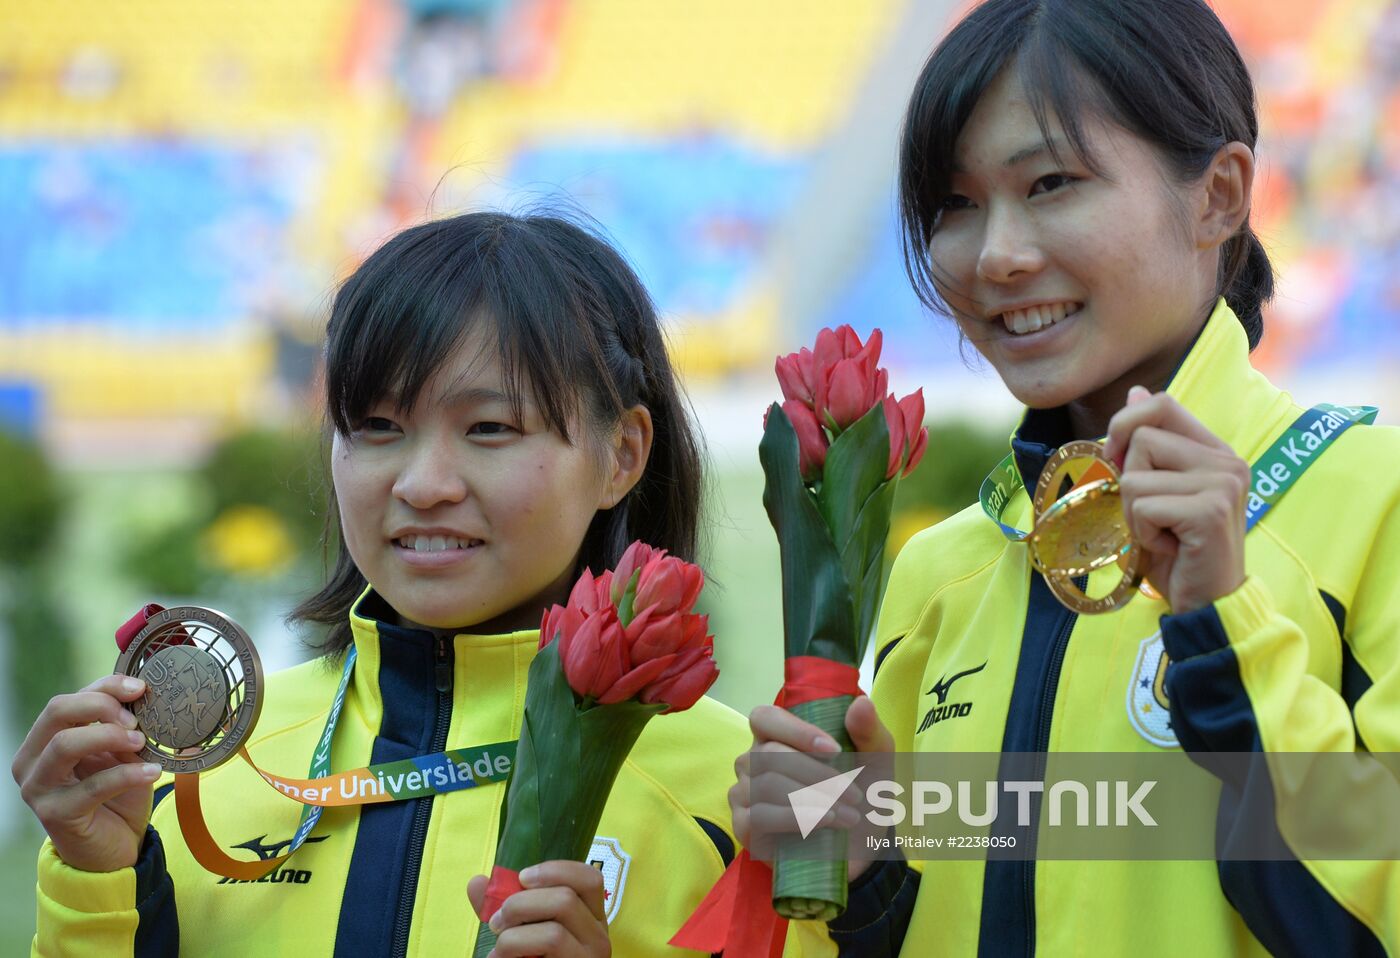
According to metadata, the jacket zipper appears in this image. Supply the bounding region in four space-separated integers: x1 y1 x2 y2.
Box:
390 634 454 958
1020 583 1080 956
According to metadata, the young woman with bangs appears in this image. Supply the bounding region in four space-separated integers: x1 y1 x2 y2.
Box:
16 212 835 957
730 1 1400 955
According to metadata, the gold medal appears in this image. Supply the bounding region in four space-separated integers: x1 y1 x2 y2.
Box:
1028 441 1146 614
113 606 263 773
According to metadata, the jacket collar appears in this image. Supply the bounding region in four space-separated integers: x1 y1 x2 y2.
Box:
346 587 539 742
1009 298 1293 490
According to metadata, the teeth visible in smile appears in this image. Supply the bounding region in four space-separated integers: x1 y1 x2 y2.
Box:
396 535 481 552
1001 302 1079 335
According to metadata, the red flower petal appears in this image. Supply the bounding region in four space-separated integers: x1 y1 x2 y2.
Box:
560 612 604 696
826 359 871 430
541 603 583 654
626 609 686 659
635 555 705 617
837 325 862 357
596 653 675 704
882 394 905 480
903 426 929 477
639 646 719 713
677 614 711 653
775 354 813 405
783 399 828 482
612 541 661 605
898 389 925 438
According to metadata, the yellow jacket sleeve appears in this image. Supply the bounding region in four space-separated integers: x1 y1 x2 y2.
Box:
33 828 178 957
1162 570 1400 955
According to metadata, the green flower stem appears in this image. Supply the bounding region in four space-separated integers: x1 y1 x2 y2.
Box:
773 694 855 922
474 643 665 956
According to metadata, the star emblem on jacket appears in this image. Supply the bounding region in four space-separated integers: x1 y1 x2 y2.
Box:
1127 632 1178 748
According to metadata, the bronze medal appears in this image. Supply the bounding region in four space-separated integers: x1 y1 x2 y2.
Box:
113 606 263 773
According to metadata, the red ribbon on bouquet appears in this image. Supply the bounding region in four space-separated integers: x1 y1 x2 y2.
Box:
775 657 863 711
481 866 526 924
669 657 863 957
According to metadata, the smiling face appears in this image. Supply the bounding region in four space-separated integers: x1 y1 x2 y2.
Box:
928 67 1222 434
331 326 625 634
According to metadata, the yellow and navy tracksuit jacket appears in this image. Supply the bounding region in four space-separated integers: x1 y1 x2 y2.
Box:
33 590 837 957
831 300 1400 956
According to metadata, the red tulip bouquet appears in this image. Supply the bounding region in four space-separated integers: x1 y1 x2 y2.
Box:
669 329 926 955
764 326 927 920
474 542 719 957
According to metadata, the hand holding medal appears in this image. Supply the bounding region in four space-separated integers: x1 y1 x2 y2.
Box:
986 389 1373 616
1028 387 1252 615
12 604 266 876
1102 386 1250 615
112 605 264 773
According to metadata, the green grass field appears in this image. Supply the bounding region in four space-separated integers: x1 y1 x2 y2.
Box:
4 824 42 954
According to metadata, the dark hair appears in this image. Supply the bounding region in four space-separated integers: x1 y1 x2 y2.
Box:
898 0 1273 349
290 211 704 655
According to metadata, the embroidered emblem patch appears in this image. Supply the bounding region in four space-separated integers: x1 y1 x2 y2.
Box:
587 837 631 924
1127 632 1178 748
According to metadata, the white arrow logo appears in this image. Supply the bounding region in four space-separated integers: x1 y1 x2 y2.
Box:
788 766 865 839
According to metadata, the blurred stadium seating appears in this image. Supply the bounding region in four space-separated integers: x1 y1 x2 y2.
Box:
0 0 1394 438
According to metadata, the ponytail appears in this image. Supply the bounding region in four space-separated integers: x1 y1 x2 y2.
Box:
1220 222 1273 350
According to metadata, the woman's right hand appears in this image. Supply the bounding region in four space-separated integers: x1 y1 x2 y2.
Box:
12 674 162 872
730 695 895 882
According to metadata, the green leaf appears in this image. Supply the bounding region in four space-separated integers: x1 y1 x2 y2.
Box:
759 404 857 665
617 571 639 628
496 642 583 870
493 706 545 870
815 405 899 662
497 644 667 869
542 701 665 861
852 531 890 659
844 480 899 656
817 404 891 556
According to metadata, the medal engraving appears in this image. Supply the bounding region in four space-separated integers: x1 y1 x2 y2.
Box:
133 646 230 749
1029 442 1147 615
113 606 263 773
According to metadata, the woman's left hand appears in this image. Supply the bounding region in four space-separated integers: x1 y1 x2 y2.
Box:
1103 385 1251 614
467 860 611 957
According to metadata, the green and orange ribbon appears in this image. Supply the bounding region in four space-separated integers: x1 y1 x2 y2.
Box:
119 605 516 880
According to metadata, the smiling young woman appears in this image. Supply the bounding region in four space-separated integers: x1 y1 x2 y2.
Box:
923 69 1253 438
16 212 836 958
327 322 649 635
729 2 1400 956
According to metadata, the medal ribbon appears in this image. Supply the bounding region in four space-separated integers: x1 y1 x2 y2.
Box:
123 615 517 879
980 403 1379 541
